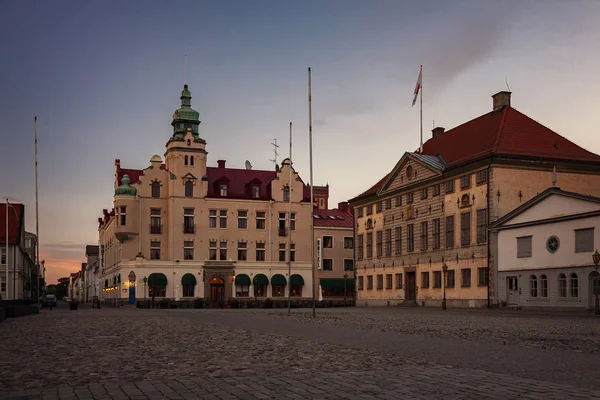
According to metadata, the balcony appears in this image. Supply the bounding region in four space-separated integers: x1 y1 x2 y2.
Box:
278 227 288 237
149 224 162 234
183 224 196 234
114 223 137 243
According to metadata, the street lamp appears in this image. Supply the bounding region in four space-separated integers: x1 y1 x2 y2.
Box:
593 250 600 315
343 273 348 306
442 263 448 310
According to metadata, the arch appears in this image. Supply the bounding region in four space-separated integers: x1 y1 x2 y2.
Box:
290 274 304 297
461 194 470 207
151 181 161 198
235 274 250 297
235 274 251 286
184 155 189 165
539 274 548 297
148 273 168 298
253 274 268 297
210 276 224 285
271 274 287 297
283 185 290 202
253 274 269 285
209 276 225 303
529 275 537 298
569 273 579 298
185 180 194 197
182 273 196 297
290 274 304 285
181 273 197 285
366 219 373 229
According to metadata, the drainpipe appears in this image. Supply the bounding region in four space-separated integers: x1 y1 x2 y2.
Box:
486 158 493 308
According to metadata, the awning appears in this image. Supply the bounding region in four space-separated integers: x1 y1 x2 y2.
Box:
117 274 121 283
181 273 197 285
290 274 304 285
235 274 251 286
320 278 355 290
253 274 269 285
271 274 287 286
148 273 168 286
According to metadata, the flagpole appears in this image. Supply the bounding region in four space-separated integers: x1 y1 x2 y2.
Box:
287 121 292 316
419 65 423 153
5 198 8 300
308 67 316 318
35 116 40 303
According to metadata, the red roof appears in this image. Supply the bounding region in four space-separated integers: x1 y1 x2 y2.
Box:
313 208 354 228
0 203 24 245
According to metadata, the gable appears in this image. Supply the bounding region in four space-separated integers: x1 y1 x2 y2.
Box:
379 153 443 194
504 193 600 226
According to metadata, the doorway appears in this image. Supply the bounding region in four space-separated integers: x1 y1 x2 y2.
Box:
405 272 416 301
210 277 225 304
128 283 136 304
507 276 519 305
589 271 600 309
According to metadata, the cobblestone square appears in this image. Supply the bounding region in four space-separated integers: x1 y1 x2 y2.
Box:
1 306 599 399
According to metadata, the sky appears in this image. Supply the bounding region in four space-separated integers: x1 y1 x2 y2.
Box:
1 0 600 284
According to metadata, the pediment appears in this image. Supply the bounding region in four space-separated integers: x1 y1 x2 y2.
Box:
378 152 444 195
182 172 197 180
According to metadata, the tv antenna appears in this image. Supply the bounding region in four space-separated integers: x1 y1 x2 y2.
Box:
269 138 279 167
245 160 253 170
505 77 511 92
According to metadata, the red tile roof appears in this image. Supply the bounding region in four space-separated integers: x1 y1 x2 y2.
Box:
0 203 24 245
313 208 354 228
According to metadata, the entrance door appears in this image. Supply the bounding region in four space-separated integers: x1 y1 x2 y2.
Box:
210 277 225 304
507 276 519 305
405 272 416 300
128 284 136 304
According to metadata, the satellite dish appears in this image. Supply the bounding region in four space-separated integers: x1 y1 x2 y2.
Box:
245 160 252 170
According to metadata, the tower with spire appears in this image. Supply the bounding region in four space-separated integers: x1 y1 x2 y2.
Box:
170 84 201 140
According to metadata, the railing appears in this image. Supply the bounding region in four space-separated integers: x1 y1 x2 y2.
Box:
183 224 196 234
149 224 162 234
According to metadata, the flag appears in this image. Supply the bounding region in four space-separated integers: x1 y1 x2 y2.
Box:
412 66 422 107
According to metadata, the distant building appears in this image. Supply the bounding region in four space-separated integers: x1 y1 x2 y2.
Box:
84 245 99 302
313 185 329 210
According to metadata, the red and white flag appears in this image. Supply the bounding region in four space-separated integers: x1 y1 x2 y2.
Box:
412 66 422 107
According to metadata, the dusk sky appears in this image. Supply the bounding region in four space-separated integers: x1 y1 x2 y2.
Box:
1 0 600 283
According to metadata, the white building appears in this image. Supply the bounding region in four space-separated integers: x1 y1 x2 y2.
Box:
490 187 600 310
84 245 99 302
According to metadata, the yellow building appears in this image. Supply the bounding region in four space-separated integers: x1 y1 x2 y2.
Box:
98 85 315 306
350 91 600 308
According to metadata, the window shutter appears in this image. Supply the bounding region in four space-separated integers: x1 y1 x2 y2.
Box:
517 236 532 258
575 228 594 253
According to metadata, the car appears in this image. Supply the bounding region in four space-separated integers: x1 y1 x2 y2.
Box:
63 296 70 302
41 294 57 308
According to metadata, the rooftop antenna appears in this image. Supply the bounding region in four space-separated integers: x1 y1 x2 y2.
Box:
245 160 252 170
184 54 187 85
505 77 511 92
269 138 279 167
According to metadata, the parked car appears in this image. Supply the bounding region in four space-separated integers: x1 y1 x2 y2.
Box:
41 294 57 308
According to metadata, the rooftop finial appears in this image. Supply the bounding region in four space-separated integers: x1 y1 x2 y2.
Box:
184 54 187 86
552 165 557 187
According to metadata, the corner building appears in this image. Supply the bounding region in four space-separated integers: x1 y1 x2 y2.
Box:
98 85 314 305
350 91 600 307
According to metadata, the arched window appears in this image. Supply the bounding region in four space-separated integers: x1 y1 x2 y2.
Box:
366 219 373 229
558 273 567 298
461 194 470 208
539 274 548 297
530 275 538 298
185 180 193 197
283 185 290 202
184 155 188 166
190 156 194 166
151 181 160 198
569 273 579 297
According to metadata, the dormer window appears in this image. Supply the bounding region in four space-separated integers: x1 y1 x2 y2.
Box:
187 139 191 146
184 155 189 166
220 184 228 197
283 186 290 202
252 185 260 199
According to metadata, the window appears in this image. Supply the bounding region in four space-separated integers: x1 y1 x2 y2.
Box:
323 259 333 271
119 206 126 226
530 275 538 298
256 211 266 229
376 201 383 213
575 228 594 252
220 184 228 197
190 156 194 166
394 227 402 255
477 209 488 243
384 229 392 256
386 274 393 289
569 273 579 297
558 273 567 298
357 234 364 260
344 237 354 249
323 236 333 248
460 212 471 246
283 186 290 202
357 207 364 218
237 242 247 261
432 184 441 196
279 243 286 262
384 199 392 209
517 236 532 258
395 273 403 289
367 275 373 290
184 241 194 260
407 224 414 252
460 174 471 189
238 210 248 229
421 272 430 288
546 235 560 253
476 170 488 185
445 215 455 248
461 194 470 208
236 281 249 297
218 241 227 260
420 221 428 251
461 269 471 287
150 209 162 234
377 274 383 289
209 210 217 228
420 188 428 200
150 241 161 260
445 180 455 193
366 232 373 258
290 213 296 231
376 231 383 257
432 219 441 250
185 180 193 197
395 195 402 207
358 276 364 290
278 212 287 236
219 210 228 228
184 208 195 234
1 248 6 265
256 242 265 261
478 267 489 286
319 199 324 208
252 185 260 199
366 204 373 215
406 192 414 204
447 270 455 288
344 259 354 271
539 274 548 297
209 241 217 260
151 181 160 198
433 271 442 288
184 155 188 165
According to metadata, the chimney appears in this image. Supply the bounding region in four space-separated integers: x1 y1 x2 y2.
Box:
492 91 511 112
217 160 226 168
432 126 445 138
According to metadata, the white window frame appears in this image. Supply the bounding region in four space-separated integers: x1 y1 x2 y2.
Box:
256 211 266 230
183 241 194 260
344 236 354 249
209 209 217 228
238 210 248 229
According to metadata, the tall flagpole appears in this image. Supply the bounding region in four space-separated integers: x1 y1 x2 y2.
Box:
420 65 423 153
35 116 40 302
308 67 316 318
5 198 8 300
287 121 293 315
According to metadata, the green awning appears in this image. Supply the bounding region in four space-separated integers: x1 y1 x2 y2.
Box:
320 278 355 290
290 274 304 285
235 274 251 286
148 273 168 286
181 273 197 285
271 274 287 286
253 274 269 285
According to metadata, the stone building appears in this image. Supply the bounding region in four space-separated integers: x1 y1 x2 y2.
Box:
97 85 315 305
349 91 600 307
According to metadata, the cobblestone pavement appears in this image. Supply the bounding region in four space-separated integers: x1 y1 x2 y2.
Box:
0 307 599 399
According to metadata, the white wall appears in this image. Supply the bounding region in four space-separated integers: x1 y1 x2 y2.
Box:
506 195 599 226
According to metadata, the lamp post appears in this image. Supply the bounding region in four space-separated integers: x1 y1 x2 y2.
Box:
343 273 348 306
593 250 600 315
442 263 448 310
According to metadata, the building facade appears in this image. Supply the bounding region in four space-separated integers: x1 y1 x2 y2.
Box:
84 245 99 303
350 91 600 307
98 85 315 305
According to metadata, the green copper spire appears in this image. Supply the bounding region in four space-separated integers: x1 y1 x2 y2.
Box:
171 84 200 139
115 175 137 196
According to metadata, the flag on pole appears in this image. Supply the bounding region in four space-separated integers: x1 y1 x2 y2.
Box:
412 66 422 106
